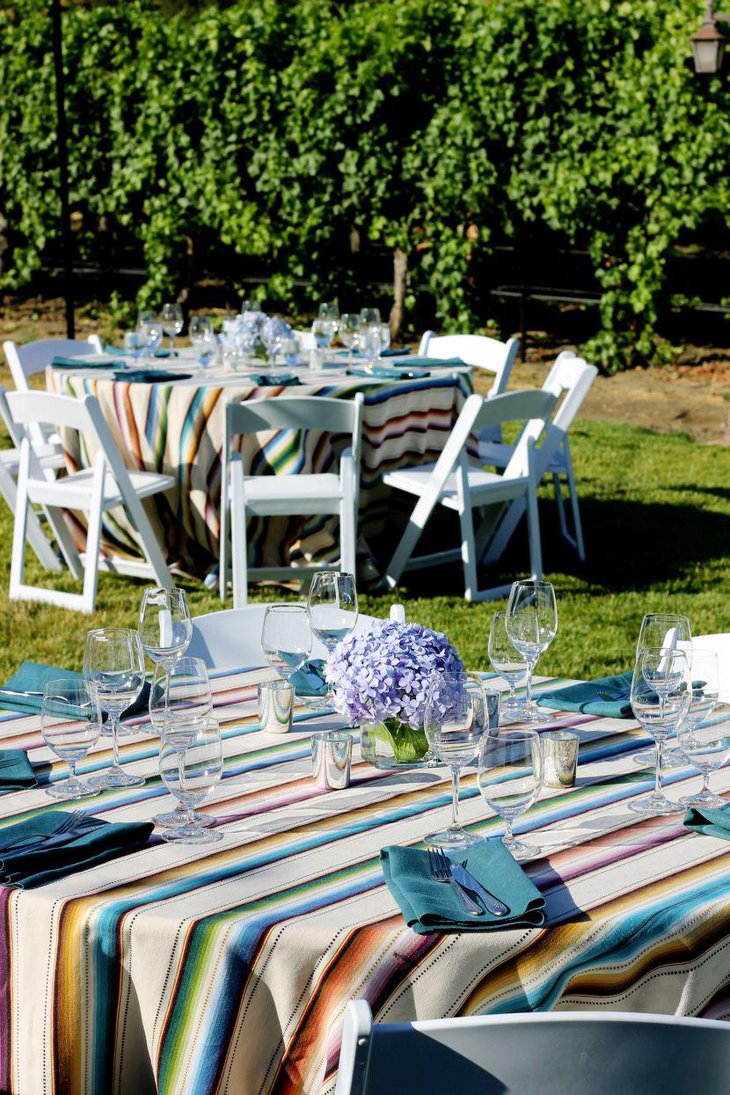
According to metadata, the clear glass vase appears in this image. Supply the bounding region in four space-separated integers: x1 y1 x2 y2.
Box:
360 718 435 770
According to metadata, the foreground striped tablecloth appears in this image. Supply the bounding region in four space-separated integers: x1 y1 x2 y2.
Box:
0 668 729 1094
46 365 472 578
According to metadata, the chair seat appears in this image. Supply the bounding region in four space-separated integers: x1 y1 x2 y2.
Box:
383 464 528 510
242 473 344 514
478 440 567 475
25 467 174 508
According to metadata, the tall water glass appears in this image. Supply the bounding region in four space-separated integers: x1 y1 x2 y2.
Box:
488 611 528 721
339 314 361 352
423 673 487 849
308 571 358 653
634 613 693 766
505 580 558 722
261 604 311 681
137 311 163 361
84 628 146 789
41 679 101 800
678 695 730 810
629 647 691 816
159 719 223 844
161 302 184 354
150 657 214 828
669 648 720 768
138 585 192 671
477 728 543 859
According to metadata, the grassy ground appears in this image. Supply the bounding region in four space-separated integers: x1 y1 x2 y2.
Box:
1 412 729 683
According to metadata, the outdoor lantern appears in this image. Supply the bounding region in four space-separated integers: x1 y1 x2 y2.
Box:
691 0 728 73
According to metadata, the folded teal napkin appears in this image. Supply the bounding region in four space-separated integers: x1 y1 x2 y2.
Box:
112 368 192 383
50 356 119 369
0 751 38 792
381 346 412 357
380 839 545 934
248 373 302 387
104 345 172 359
0 661 150 721
0 809 153 889
684 802 730 839
402 356 466 369
289 659 328 698
536 671 634 719
347 366 430 380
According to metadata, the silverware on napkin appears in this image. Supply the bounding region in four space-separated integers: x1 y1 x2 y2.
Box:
452 862 511 917
427 845 483 917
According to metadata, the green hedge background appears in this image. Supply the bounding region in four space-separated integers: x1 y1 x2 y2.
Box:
1 0 729 371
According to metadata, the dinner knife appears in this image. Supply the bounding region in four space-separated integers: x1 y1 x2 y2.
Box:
451 863 511 917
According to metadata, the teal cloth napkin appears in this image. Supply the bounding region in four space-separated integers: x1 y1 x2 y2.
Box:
0 809 153 889
347 366 430 380
536 671 634 719
0 661 150 721
50 355 119 369
112 368 192 383
684 802 730 839
104 345 172 359
248 373 302 387
402 355 466 369
289 659 328 698
380 839 545 934
381 346 412 357
0 751 38 792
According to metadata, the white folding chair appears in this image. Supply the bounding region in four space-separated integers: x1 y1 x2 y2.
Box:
383 389 557 602
335 1000 730 1095
3 336 103 392
418 331 518 396
6 390 175 613
188 603 407 669
220 394 364 608
480 355 597 564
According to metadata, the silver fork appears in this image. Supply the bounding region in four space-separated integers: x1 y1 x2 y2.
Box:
0 809 87 856
427 845 483 917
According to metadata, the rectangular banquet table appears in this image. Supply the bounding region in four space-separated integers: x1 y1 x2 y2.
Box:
46 357 472 580
0 669 729 1093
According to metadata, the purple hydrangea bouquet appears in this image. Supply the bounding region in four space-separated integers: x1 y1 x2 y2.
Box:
326 620 464 767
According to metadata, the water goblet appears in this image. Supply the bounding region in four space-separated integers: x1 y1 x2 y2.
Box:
505 579 558 723
189 315 213 341
360 307 381 326
261 604 312 682
84 628 146 789
137 310 163 361
161 302 183 354
159 719 223 844
307 571 358 710
358 320 382 369
477 728 543 859
311 317 334 368
629 646 691 816
191 329 217 367
488 610 528 722
678 693 730 810
338 314 361 353
378 322 391 357
633 613 693 767
423 672 487 850
667 647 720 768
41 678 101 800
123 330 146 363
138 585 192 671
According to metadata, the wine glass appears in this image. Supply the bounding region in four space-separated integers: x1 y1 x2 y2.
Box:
261 604 312 681
378 322 391 356
41 679 101 800
629 646 691 816
358 320 382 369
189 315 212 341
159 719 223 844
307 572 358 653
634 614 693 767
191 328 217 367
477 728 543 859
123 330 146 363
338 314 361 353
423 672 487 849
84 628 146 789
137 311 163 361
678 692 730 814
505 580 558 723
360 307 381 325
668 647 720 768
161 303 184 354
488 611 528 722
138 585 192 671
311 317 334 368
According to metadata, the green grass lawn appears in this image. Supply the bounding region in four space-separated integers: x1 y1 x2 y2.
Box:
1 417 729 682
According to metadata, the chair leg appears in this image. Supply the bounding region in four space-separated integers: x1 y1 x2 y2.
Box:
219 453 229 602
9 469 31 601
230 459 249 608
564 443 586 561
0 461 60 571
526 481 543 581
553 472 569 542
456 467 478 601
44 506 85 579
81 505 103 614
339 493 356 577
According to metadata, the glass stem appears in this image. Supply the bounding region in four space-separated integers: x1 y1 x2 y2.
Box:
68 758 78 787
702 769 711 794
170 335 175 354
450 766 461 830
655 738 664 798
111 717 121 771
524 658 536 707
504 815 514 844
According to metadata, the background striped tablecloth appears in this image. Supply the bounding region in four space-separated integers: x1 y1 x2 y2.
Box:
0 669 729 1094
46 367 472 579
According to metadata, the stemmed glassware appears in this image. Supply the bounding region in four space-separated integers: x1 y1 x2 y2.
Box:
629 646 691 816
159 719 223 844
161 303 184 355
123 330 146 363
261 604 312 682
137 310 163 362
423 672 487 849
84 628 146 789
488 611 528 722
138 586 192 672
634 613 692 766
339 314 361 353
477 728 543 859
669 647 720 768
360 307 381 326
41 679 101 799
505 580 558 723
307 572 358 709
676 656 729 809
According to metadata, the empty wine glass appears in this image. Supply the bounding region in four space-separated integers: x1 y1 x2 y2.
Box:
189 315 212 341
629 646 691 816
358 320 382 369
137 310 163 361
505 580 558 723
669 647 720 768
423 672 487 849
339 314 361 353
161 302 184 354
84 628 146 789
378 322 391 356
138 586 192 671
308 572 358 653
41 678 101 800
488 611 528 722
191 328 217 367
123 330 147 363
159 719 223 844
636 613 692 659
678 690 730 810
477 728 543 859
360 307 381 325
261 604 312 681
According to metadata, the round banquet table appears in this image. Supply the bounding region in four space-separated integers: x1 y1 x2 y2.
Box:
46 355 473 581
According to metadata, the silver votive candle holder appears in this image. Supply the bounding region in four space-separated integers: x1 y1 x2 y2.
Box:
258 680 295 734
543 730 580 788
311 731 353 791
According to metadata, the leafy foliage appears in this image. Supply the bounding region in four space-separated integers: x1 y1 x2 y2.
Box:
1 0 729 370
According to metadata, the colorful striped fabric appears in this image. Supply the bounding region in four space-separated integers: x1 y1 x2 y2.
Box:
0 668 729 1094
45 368 473 578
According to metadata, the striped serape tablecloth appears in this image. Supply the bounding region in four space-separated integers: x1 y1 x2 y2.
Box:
46 363 473 579
0 668 729 1094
